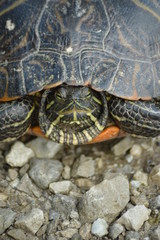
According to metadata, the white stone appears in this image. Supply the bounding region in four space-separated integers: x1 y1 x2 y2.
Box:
26 137 63 158
130 144 142 158
6 141 34 167
130 180 141 189
118 205 151 231
72 155 95 178
91 218 108 237
49 181 76 194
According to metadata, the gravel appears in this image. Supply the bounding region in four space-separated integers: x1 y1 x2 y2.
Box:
91 218 108 237
0 136 160 239
78 174 129 223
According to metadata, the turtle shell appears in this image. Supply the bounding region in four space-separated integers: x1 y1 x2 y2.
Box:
0 0 160 100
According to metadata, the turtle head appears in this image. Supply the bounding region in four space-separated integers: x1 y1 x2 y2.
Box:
39 85 108 144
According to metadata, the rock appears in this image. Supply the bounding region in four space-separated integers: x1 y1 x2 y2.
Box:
51 195 77 219
125 231 140 240
91 218 108 237
149 164 160 186
8 169 18 180
78 174 129 223
0 208 16 234
118 205 151 231
59 228 78 238
130 180 141 189
47 211 60 235
79 223 92 240
71 233 82 240
130 144 142 158
26 138 63 158
154 195 160 208
133 170 148 186
29 159 63 189
131 193 149 207
149 225 160 240
112 137 134 157
7 228 37 240
62 166 71 180
70 211 79 220
6 141 34 167
15 208 44 235
75 178 94 189
109 223 124 239
49 181 77 195
72 155 95 178
17 173 42 198
0 193 8 201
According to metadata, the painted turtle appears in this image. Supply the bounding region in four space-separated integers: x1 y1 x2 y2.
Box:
0 0 160 145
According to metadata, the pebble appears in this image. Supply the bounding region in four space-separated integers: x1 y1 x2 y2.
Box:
79 174 129 223
7 228 37 240
149 164 160 186
109 223 124 239
52 195 77 219
118 205 151 231
6 141 34 167
17 173 42 198
91 218 108 237
130 180 141 189
111 137 134 156
29 159 63 189
152 195 160 209
79 223 91 240
62 155 75 166
133 170 148 186
70 211 79 220
59 228 78 238
0 193 8 201
49 181 77 195
8 168 18 180
130 144 142 158
149 225 160 239
72 155 95 178
0 208 16 234
75 178 94 189
26 137 63 158
125 231 140 240
62 166 71 179
15 208 44 235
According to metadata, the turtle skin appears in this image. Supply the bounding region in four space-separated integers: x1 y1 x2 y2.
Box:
0 0 160 144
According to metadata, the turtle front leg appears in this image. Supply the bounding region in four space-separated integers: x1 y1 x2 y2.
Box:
0 97 35 142
109 96 160 137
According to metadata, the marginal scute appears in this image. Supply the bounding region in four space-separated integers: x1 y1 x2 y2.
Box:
22 52 65 93
80 50 119 91
109 60 154 100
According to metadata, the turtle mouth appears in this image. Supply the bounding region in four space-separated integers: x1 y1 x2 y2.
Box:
39 85 108 145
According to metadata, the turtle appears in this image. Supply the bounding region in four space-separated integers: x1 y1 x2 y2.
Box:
0 0 160 145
